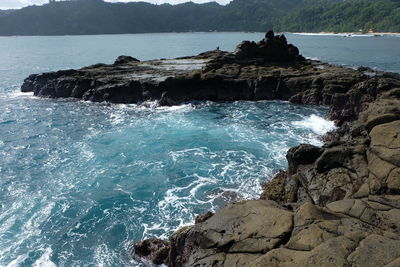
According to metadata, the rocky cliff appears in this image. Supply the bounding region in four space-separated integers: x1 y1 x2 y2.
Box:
21 32 400 267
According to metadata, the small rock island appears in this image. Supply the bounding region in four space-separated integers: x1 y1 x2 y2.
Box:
21 31 400 267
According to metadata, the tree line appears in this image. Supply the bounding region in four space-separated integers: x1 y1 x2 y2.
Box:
0 0 398 35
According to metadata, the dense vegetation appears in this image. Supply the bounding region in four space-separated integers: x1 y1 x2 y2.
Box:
0 0 399 35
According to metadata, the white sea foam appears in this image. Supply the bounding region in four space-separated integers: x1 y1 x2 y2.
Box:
155 103 193 112
7 91 34 98
94 244 118 267
6 254 28 267
292 114 336 145
0 99 337 265
32 248 57 267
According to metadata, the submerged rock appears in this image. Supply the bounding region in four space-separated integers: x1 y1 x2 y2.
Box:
133 238 170 265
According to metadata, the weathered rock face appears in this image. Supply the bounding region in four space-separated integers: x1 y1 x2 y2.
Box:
252 196 400 267
151 195 400 267
169 200 294 267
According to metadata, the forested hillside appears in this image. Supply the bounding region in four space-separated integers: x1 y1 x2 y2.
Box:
0 0 399 35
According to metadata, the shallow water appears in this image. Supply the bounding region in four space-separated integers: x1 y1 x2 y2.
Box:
0 32 398 266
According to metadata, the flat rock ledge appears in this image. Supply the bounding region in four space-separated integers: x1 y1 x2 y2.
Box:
20 31 400 267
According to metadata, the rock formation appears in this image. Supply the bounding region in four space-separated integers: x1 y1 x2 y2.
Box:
20 31 400 266
234 30 301 61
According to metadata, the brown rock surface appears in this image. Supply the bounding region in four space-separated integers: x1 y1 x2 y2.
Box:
165 196 400 267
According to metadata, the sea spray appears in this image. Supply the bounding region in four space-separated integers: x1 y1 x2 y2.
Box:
1 98 334 266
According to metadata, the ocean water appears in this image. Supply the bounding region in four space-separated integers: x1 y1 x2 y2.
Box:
0 32 398 266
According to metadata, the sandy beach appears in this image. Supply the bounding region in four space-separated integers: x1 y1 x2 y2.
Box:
290 31 400 37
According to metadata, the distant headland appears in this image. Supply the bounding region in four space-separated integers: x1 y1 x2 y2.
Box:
0 0 399 36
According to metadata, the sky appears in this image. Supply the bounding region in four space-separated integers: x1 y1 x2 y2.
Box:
0 0 231 10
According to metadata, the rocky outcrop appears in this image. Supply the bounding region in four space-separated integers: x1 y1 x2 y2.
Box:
234 30 302 62
19 31 400 266
21 31 377 125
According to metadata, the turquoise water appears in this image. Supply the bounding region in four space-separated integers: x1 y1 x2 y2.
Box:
0 32 399 266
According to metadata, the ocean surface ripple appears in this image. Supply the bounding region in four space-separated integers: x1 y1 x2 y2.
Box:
0 94 334 266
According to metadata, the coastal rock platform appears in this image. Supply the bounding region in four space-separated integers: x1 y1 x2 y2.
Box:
22 31 395 124
21 32 400 267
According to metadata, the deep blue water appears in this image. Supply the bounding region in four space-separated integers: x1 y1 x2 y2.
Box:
0 32 399 266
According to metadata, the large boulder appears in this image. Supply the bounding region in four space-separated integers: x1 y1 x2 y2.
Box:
169 200 294 266
234 31 301 62
287 144 323 175
367 120 400 193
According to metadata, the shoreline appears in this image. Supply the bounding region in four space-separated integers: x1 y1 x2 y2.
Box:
289 31 400 37
1 31 400 38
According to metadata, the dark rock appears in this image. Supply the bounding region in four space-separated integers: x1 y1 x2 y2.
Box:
158 91 177 106
265 30 275 39
169 226 194 267
319 187 347 206
114 55 140 64
260 171 286 202
19 32 375 127
133 238 170 265
287 144 324 175
234 31 301 62
260 170 298 204
365 113 400 133
194 49 229 59
20 74 37 92
289 92 304 104
195 211 214 224
315 148 353 173
302 88 322 105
